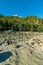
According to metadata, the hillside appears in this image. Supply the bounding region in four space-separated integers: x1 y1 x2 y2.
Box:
0 15 43 31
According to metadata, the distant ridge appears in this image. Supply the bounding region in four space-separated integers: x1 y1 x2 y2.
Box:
0 15 43 32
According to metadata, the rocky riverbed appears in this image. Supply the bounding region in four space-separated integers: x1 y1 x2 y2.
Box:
0 32 43 65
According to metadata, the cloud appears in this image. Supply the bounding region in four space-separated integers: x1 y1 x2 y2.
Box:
13 14 22 18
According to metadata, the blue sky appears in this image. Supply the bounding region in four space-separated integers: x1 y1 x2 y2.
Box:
0 0 43 18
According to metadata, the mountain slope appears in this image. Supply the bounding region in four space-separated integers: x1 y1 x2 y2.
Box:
0 15 43 32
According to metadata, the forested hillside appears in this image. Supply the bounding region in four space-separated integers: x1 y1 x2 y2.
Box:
0 14 43 32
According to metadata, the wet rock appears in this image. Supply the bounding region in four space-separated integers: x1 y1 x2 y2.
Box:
0 52 13 63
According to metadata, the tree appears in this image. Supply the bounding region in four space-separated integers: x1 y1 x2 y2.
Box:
33 24 38 31
38 24 43 32
0 14 4 18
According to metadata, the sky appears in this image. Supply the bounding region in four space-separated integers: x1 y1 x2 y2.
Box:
0 0 43 18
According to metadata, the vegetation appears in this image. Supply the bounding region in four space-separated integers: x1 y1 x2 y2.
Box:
0 14 43 32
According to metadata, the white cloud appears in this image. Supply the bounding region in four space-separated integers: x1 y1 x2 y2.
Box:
13 14 18 16
13 14 22 18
